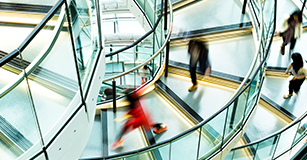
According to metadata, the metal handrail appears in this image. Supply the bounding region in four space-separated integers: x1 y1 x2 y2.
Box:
0 0 65 68
102 0 173 82
0 2 66 99
91 0 274 159
105 14 163 58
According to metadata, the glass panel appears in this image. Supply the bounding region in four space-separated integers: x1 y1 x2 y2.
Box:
245 71 261 116
24 13 81 137
157 143 170 160
293 117 307 145
231 144 258 160
198 109 227 159
261 0 275 40
20 16 60 64
224 150 234 160
145 0 155 25
0 73 42 158
224 97 245 144
243 85 251 122
81 0 101 93
170 128 201 160
255 135 279 160
68 0 96 91
125 151 151 160
274 123 300 158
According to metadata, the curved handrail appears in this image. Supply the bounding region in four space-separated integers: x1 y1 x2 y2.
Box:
231 110 307 150
230 101 307 159
89 0 276 159
0 4 66 99
0 0 65 68
105 14 163 58
102 1 173 82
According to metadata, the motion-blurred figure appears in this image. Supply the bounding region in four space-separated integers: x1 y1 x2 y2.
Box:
277 10 302 55
188 40 211 92
110 90 167 150
283 53 307 99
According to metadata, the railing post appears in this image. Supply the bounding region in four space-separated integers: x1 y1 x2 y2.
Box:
302 0 306 12
242 0 247 14
164 0 169 77
112 79 116 113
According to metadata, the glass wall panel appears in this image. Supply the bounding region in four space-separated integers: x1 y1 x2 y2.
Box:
224 99 245 142
68 0 97 91
125 151 151 160
24 13 81 137
198 110 227 159
170 128 201 160
274 123 300 158
20 15 60 64
0 55 22 91
254 136 279 160
293 117 307 145
157 143 170 160
0 75 42 158
232 144 257 160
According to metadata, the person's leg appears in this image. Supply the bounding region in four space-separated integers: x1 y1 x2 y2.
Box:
284 80 295 99
293 79 305 94
189 66 197 85
110 120 134 149
280 33 286 55
189 66 198 92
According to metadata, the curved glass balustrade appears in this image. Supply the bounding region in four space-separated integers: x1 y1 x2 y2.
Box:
225 3 307 159
89 0 277 160
0 0 101 159
227 111 307 159
98 0 168 104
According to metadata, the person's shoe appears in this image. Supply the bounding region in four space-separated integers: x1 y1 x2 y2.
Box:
153 124 168 134
283 94 293 99
110 138 126 150
280 45 285 55
188 82 198 92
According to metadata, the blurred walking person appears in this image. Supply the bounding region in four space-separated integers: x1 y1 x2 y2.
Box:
188 40 211 92
110 90 167 150
277 10 302 55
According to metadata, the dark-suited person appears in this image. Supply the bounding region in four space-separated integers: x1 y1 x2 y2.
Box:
187 40 211 92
